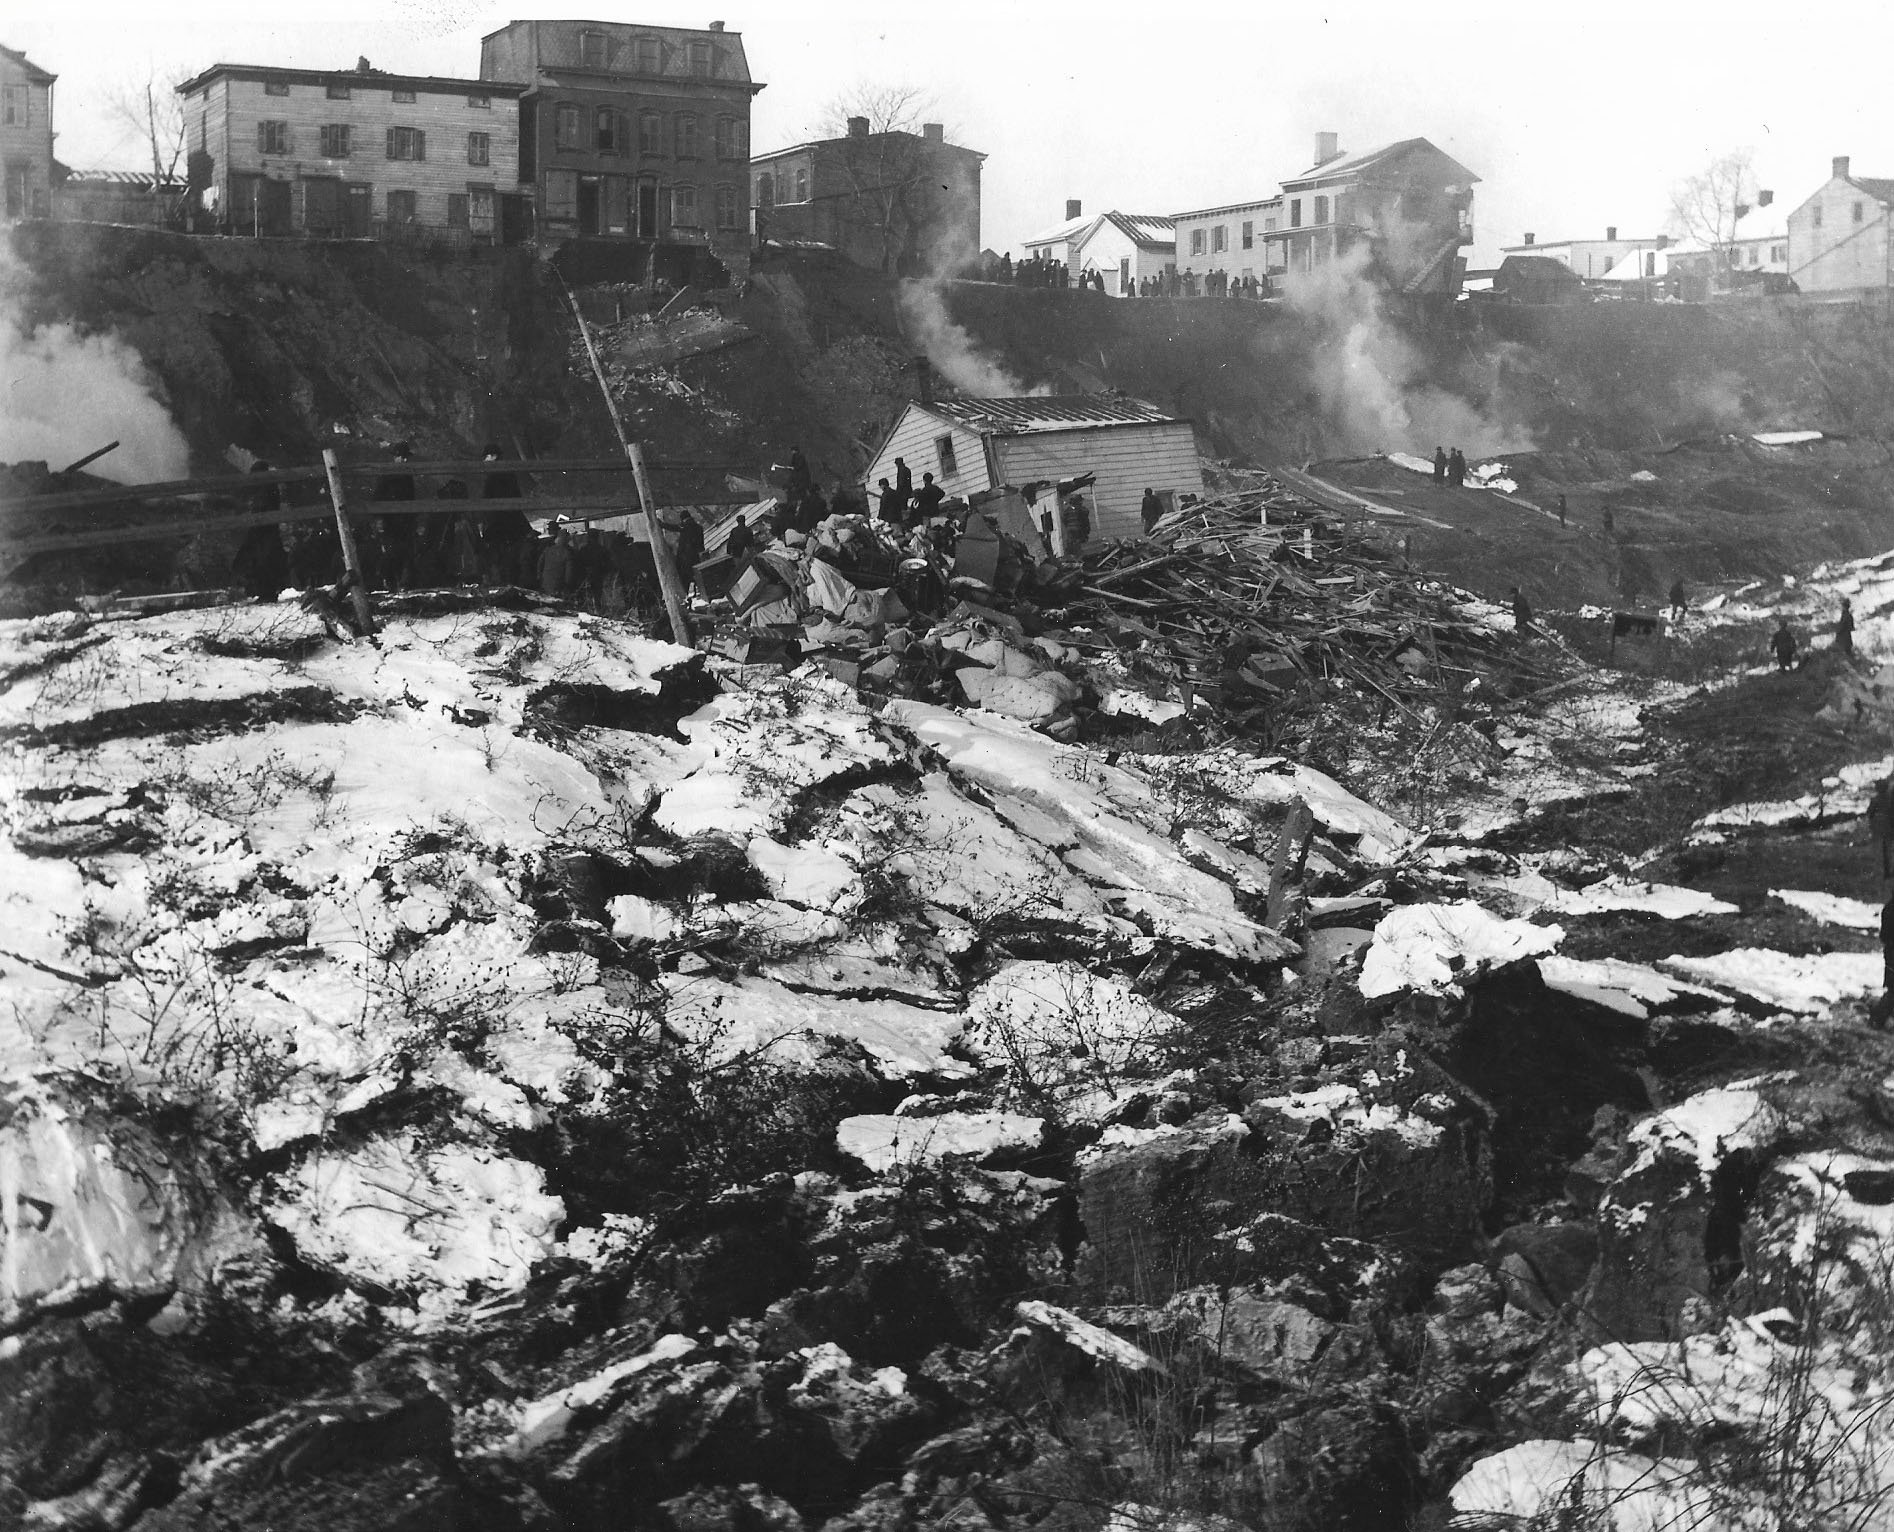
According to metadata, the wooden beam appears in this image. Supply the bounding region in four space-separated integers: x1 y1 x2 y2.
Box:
321 449 377 636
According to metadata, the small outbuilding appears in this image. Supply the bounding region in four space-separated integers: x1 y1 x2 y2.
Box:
1492 254 1589 305
865 394 1204 543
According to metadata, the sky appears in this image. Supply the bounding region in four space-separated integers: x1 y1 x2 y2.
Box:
18 1 1894 266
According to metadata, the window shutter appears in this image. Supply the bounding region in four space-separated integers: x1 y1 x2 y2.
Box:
387 127 397 159
256 121 267 153
619 112 631 156
415 130 426 161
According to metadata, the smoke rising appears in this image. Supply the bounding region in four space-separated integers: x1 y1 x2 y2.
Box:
1274 227 1528 458
898 279 1046 397
1 250 190 483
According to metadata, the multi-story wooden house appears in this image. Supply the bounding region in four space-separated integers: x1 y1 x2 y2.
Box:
1 44 57 221
176 62 529 242
752 118 984 275
479 19 761 281
1788 158 1894 296
1269 133 1477 294
1171 196 1283 285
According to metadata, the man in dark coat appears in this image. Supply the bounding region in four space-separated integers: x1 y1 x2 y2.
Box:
725 514 754 560
374 441 419 590
1838 598 1857 657
480 444 534 585
914 471 946 521
877 478 905 526
1140 488 1164 534
1432 447 1448 483
894 456 914 509
1772 619 1797 671
1669 579 1688 622
670 509 705 581
1448 449 1467 486
1510 586 1533 633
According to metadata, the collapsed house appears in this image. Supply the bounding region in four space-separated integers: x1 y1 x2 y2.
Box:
864 393 1205 543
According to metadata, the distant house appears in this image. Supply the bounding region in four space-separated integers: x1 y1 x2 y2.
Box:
1269 133 1477 294
1171 196 1280 285
1 44 57 221
1492 254 1588 305
1019 200 1095 273
752 117 983 276
482 19 762 280
866 395 1203 543
177 61 529 242
1500 227 1663 280
1788 158 1892 295
1074 212 1174 295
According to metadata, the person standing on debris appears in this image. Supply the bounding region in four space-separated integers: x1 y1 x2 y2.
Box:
1432 447 1447 483
1838 598 1857 657
1141 487 1164 534
876 478 905 526
1669 579 1687 622
914 471 946 521
726 514 754 560
784 445 811 499
1510 586 1533 633
1448 448 1467 487
1061 492 1091 555
374 441 418 591
894 456 914 510
670 508 705 584
1772 618 1798 671
1557 493 1569 527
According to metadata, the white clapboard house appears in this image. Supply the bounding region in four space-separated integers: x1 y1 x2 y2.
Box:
865 394 1203 543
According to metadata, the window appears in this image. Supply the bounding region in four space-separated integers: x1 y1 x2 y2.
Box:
1772 242 1786 262
715 183 740 230
1264 215 1278 232
636 37 661 73
544 169 578 222
1814 205 1824 229
580 29 607 68
1313 195 1329 224
1290 198 1302 228
639 111 662 155
319 123 351 158
1748 246 1760 265
1189 228 1205 256
1242 220 1254 249
387 189 417 223
755 173 773 206
596 107 617 152
794 168 808 201
554 104 581 150
467 93 490 109
326 82 350 100
689 41 712 76
470 185 495 230
716 116 745 159
1855 200 1866 224
468 131 490 167
258 120 290 155
676 114 699 158
447 192 469 228
1212 224 1228 253
386 126 426 161
671 184 698 226
263 80 289 98
393 88 416 104
935 434 958 478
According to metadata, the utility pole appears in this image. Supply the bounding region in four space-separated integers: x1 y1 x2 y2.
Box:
320 448 377 636
562 286 693 646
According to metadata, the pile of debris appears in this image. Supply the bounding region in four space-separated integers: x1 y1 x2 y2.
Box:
688 477 1574 756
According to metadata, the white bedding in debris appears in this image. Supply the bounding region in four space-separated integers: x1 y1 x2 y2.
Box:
1358 901 1562 998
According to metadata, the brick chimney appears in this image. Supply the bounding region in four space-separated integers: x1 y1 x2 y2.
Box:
1523 232 1535 245
1758 189 1774 207
1835 155 1852 180
847 116 869 139
1606 225 1617 241
1656 234 1669 250
1314 130 1339 165
707 19 724 29
1066 199 1082 220
922 122 944 144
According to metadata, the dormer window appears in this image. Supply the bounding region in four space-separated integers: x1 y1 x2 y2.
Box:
580 30 607 69
689 41 712 76
636 37 661 73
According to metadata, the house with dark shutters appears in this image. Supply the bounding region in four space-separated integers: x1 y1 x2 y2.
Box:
478 18 761 280
176 61 529 242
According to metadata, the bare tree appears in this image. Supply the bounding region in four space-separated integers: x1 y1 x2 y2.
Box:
103 66 192 219
815 83 944 274
1669 149 1758 287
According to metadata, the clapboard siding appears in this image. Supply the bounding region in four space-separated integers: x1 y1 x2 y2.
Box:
993 421 1203 542
865 405 992 503
196 74 525 229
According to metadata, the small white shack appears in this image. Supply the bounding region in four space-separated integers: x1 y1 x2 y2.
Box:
1074 212 1175 295
865 394 1204 543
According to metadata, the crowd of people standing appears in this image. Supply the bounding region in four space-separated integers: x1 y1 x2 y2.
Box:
990 250 1271 300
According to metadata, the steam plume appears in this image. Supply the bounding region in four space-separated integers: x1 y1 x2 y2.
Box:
1 249 190 483
1274 225 1527 458
898 279 1046 397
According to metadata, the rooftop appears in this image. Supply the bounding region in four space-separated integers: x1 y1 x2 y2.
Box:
1021 211 1095 248
1085 212 1175 249
752 128 984 163
1281 136 1479 188
1172 194 1283 220
0 43 56 84
177 61 524 95
923 394 1181 435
